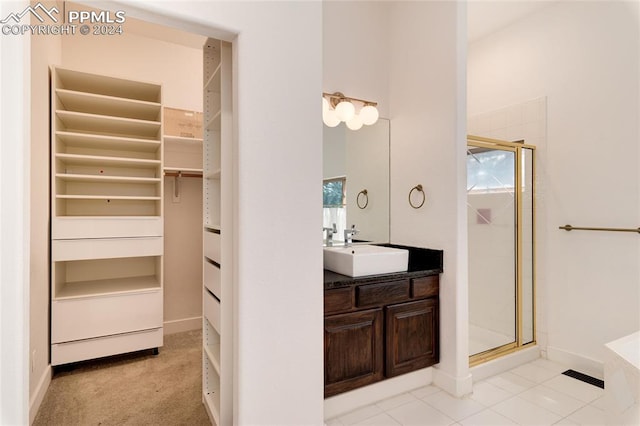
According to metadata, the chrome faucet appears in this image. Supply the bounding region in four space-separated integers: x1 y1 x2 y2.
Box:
323 223 337 246
344 224 359 246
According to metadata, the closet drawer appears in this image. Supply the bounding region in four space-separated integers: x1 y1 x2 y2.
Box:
53 217 163 240
204 260 221 298
51 327 163 366
52 236 163 261
51 290 163 343
204 229 221 263
204 290 221 334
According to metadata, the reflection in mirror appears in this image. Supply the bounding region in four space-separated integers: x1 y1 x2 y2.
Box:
323 119 390 245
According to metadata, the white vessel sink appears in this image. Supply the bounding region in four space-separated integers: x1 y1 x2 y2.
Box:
323 245 409 277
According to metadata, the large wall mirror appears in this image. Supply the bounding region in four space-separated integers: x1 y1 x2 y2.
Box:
323 119 390 244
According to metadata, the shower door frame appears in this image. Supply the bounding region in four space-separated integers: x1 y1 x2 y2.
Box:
467 135 537 366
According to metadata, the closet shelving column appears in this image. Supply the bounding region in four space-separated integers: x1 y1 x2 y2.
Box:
202 38 232 426
50 67 164 366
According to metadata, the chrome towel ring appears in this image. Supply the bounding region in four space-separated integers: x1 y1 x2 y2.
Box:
357 189 369 209
409 184 425 209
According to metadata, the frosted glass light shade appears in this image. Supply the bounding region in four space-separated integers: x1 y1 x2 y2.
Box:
360 105 379 125
322 97 330 113
323 108 340 127
346 114 363 131
335 100 355 122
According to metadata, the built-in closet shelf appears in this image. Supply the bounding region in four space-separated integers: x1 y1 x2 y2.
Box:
204 342 221 374
55 89 161 121
55 174 161 184
55 276 161 300
56 194 162 201
51 66 164 367
56 110 161 139
205 111 221 131
203 63 222 93
204 224 221 233
55 153 161 168
163 135 203 144
205 169 221 179
56 131 161 152
204 392 220 426
55 67 162 103
204 356 221 424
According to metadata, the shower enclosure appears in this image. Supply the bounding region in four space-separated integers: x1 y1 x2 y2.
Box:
467 136 535 365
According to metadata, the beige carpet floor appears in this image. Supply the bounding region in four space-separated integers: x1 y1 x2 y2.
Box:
33 329 211 426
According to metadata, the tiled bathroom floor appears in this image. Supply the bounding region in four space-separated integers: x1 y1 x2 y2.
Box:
325 359 606 426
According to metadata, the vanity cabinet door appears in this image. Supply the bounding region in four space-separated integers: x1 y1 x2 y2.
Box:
385 298 439 378
324 308 384 397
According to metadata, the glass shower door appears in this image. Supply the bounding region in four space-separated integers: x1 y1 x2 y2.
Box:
467 145 517 357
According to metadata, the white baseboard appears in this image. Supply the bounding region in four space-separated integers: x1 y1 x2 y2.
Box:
433 366 473 397
29 365 52 425
163 316 202 335
471 345 540 382
324 367 433 420
546 345 604 379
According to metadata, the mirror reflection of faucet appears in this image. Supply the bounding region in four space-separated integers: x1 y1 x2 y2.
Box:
344 224 359 247
323 223 337 246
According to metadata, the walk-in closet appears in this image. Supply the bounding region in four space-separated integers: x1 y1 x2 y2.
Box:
31 2 234 424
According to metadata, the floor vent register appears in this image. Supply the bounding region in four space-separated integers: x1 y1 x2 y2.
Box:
562 369 605 389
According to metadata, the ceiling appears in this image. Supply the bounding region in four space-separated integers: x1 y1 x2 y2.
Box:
467 1 558 42
69 1 556 51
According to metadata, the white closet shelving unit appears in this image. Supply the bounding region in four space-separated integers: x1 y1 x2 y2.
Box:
163 108 204 174
202 38 233 426
50 67 164 366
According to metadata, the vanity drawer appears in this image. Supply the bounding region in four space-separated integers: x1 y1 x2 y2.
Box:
411 275 439 299
325 287 353 314
356 280 410 308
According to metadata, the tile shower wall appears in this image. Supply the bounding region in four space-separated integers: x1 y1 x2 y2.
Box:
467 98 546 350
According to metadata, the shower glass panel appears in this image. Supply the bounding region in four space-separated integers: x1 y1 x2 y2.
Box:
467 146 517 357
521 147 535 345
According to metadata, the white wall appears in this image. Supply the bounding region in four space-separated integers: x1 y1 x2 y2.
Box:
29 4 61 420
323 1 390 119
468 1 640 375
61 30 202 112
389 2 470 395
0 2 30 422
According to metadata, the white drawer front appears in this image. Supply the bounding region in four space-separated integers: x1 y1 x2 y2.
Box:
53 217 163 240
204 261 221 299
53 237 163 261
204 290 221 334
52 327 163 366
52 290 163 343
203 230 221 264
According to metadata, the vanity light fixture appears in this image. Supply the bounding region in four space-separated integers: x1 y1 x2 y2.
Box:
322 92 379 130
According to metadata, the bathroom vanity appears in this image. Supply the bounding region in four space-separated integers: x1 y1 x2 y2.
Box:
323 245 443 397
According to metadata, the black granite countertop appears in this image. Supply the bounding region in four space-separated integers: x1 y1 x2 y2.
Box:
323 244 443 290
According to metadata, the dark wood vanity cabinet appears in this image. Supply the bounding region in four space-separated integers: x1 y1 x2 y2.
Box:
324 309 384 397
324 273 440 397
386 298 439 377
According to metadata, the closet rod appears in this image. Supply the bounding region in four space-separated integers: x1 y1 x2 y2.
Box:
164 171 203 178
559 224 640 234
